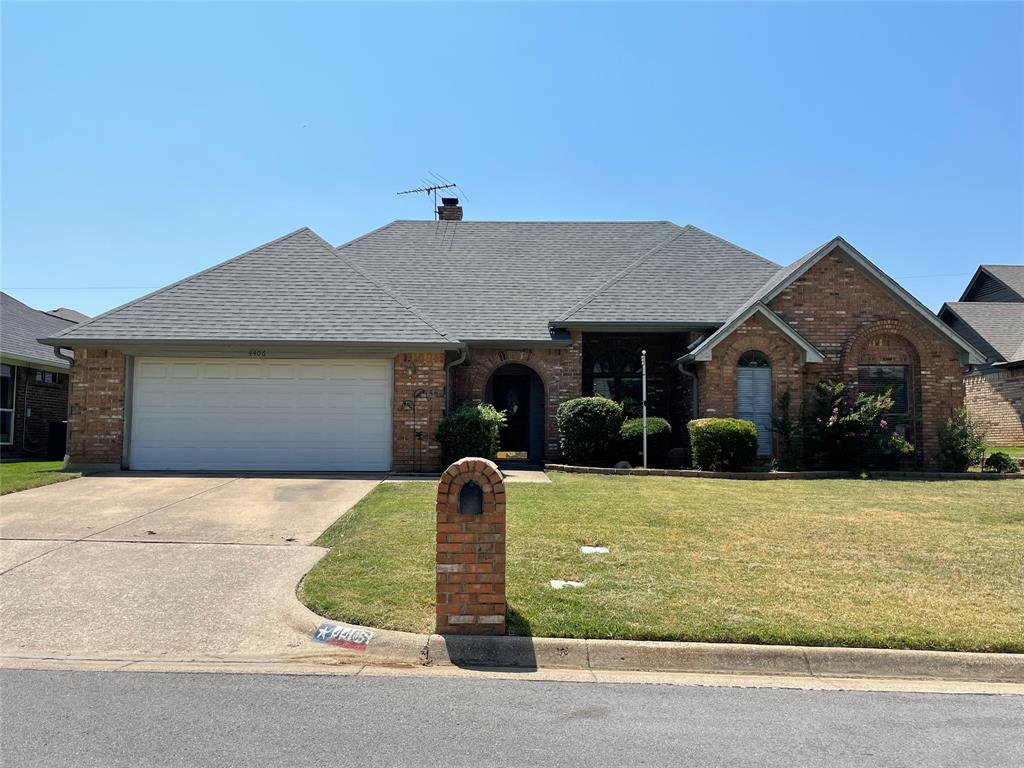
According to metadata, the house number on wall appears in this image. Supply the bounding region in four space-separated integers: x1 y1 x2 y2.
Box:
248 349 268 358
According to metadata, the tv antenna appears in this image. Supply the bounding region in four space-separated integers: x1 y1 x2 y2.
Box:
397 173 465 219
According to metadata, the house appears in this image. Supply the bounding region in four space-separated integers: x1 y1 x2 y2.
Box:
1 293 87 458
939 265 1024 446
41 200 983 472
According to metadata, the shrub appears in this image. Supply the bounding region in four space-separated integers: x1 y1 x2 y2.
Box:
771 389 802 470
619 417 672 467
938 409 986 472
688 418 758 471
436 404 506 467
803 380 915 470
984 451 1019 474
556 396 624 466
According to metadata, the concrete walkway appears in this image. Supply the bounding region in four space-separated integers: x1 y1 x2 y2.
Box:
0 473 378 659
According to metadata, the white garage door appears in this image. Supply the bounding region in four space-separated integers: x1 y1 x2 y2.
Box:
128 357 392 471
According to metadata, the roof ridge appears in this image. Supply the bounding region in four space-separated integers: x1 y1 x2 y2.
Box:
49 227 319 340
683 225 781 269
306 228 456 343
555 225 692 322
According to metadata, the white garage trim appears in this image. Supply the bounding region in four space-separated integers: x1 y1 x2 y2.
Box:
127 357 393 471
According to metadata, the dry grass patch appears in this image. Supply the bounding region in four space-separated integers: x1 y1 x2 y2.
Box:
300 473 1024 652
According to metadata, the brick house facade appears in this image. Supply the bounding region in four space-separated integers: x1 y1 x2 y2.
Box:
45 222 983 473
964 369 1024 445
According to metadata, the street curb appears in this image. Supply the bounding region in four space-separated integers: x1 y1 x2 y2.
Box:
291 611 1024 684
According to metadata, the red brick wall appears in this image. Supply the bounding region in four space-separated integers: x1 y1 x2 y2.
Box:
2 366 70 458
392 352 446 472
964 368 1024 446
451 333 583 461
698 248 967 467
68 349 126 467
696 312 804 456
435 457 506 635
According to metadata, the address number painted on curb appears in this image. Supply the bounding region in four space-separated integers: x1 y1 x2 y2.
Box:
312 623 373 651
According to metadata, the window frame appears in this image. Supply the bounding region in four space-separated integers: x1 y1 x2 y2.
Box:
1 364 16 446
591 349 643 403
857 364 911 417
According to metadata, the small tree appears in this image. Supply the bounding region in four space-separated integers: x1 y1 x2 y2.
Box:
436 404 507 467
771 389 802 470
938 409 986 471
556 397 624 467
803 380 915 470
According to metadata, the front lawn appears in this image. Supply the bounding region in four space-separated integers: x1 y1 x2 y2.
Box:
994 446 1024 459
0 461 81 495
300 473 1024 652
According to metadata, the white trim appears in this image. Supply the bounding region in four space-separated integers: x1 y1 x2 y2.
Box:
0 363 16 446
688 304 825 364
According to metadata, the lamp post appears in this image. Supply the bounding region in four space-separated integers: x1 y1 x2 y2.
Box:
641 349 648 469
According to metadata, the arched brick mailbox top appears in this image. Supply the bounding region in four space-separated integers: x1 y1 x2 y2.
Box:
435 457 506 636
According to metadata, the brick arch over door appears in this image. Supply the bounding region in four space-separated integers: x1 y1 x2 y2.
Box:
458 347 577 461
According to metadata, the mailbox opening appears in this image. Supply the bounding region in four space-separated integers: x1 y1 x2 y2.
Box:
459 481 483 515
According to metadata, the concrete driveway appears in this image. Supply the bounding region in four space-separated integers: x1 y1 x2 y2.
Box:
0 473 379 660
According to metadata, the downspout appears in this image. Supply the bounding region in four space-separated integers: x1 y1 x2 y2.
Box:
54 348 75 468
443 344 468 415
675 361 699 421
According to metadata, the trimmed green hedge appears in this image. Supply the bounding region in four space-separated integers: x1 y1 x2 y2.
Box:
984 452 1019 474
687 418 758 471
556 397 623 467
436 404 507 467
619 417 672 467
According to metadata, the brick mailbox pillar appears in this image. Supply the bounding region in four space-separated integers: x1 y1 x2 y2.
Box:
435 457 506 635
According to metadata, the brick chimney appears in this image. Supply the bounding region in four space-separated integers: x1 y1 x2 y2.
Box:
437 197 463 221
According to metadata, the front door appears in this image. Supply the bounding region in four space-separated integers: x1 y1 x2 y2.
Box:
492 373 531 456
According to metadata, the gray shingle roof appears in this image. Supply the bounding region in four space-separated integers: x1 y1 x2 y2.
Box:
556 225 780 325
940 302 1024 363
1 293 78 368
48 228 454 346
341 220 776 341
982 265 1024 299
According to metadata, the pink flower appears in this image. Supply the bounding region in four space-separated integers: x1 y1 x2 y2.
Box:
816 417 822 423
880 419 888 428
832 407 840 414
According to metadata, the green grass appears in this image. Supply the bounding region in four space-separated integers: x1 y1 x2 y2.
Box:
0 461 81 495
300 472 1024 653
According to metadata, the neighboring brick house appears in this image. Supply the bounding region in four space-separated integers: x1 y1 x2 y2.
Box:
939 266 1024 446
41 200 983 471
1 292 87 459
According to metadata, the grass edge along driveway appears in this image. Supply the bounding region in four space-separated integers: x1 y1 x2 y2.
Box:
300 472 1024 653
0 461 82 495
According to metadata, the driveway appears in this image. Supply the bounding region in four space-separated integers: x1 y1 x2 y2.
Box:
0 473 379 660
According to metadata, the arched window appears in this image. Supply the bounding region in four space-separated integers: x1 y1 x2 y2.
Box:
736 350 772 454
592 350 642 403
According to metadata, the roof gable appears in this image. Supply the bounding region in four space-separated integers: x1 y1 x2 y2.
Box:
47 228 455 347
679 237 986 365
959 265 1024 303
939 302 1024 364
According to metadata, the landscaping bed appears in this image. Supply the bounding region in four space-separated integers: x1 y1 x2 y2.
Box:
0 461 81 495
300 472 1024 653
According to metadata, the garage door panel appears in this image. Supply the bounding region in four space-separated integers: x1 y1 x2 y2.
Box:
129 357 392 471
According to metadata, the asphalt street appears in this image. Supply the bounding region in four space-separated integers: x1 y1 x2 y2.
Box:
2 669 1022 767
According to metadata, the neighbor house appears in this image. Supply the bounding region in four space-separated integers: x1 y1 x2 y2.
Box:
939 265 1024 446
1 292 87 458
41 200 983 472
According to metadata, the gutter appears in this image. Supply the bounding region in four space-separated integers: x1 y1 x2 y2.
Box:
443 345 468 414
675 333 704 419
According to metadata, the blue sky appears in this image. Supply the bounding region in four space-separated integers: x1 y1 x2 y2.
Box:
2 1 1021 317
